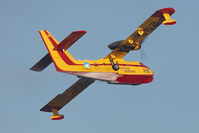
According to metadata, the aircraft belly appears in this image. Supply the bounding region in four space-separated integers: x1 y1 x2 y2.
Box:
69 72 119 82
67 71 153 85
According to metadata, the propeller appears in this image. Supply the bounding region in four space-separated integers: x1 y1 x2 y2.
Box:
139 49 147 61
139 37 149 61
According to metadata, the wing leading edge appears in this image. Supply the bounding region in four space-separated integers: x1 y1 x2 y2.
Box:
105 7 176 59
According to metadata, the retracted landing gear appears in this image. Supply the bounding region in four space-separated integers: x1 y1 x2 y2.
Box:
50 109 64 120
110 59 119 71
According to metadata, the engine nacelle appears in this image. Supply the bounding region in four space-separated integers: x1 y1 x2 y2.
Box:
108 40 141 51
108 40 124 50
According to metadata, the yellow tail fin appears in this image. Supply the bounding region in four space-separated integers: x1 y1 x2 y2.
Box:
39 30 78 72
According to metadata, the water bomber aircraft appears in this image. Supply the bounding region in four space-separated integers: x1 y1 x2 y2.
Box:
30 8 176 120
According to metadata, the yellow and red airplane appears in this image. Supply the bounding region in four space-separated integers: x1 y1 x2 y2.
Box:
30 8 176 120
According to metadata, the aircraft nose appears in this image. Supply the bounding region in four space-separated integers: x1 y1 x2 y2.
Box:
144 75 154 83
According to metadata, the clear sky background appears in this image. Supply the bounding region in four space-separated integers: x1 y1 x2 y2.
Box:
1 0 199 133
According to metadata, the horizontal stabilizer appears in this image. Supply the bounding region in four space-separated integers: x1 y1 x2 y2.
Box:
54 31 86 51
30 53 52 72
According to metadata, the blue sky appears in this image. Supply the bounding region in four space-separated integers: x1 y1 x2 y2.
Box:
1 0 199 133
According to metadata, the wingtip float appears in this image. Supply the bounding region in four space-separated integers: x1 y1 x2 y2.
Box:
161 8 176 25
151 7 176 25
31 8 176 120
50 109 64 120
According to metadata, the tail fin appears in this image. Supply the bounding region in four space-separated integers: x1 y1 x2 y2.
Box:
30 30 86 72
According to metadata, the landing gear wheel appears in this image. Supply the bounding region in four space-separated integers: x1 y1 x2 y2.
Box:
110 59 120 71
112 64 119 71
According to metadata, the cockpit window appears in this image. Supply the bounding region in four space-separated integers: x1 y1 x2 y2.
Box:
140 62 145 66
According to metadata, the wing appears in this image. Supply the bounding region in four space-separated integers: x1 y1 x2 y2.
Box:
40 78 95 112
105 8 176 59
